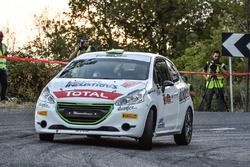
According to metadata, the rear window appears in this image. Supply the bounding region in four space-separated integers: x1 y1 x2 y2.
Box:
59 58 150 80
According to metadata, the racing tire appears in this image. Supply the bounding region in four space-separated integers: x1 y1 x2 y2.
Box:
138 109 153 150
39 133 54 141
174 108 193 145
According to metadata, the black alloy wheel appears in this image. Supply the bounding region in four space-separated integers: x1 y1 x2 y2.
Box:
174 108 193 145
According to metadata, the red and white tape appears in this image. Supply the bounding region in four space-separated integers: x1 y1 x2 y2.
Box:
180 71 250 76
1 55 250 76
0 55 68 65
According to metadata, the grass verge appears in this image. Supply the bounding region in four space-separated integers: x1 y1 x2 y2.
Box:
0 101 35 109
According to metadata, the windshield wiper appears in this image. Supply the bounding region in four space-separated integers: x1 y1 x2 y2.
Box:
73 58 98 68
82 58 98 65
59 64 75 77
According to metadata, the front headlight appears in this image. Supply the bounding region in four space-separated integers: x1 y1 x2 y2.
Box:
38 87 55 104
115 89 146 106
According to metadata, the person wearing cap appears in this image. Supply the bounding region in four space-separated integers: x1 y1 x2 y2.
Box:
0 31 9 101
69 34 96 60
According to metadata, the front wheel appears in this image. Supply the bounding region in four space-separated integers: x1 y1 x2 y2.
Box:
174 108 193 145
39 133 54 141
138 109 154 150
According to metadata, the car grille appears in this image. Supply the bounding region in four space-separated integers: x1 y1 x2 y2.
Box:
57 103 113 125
48 125 119 132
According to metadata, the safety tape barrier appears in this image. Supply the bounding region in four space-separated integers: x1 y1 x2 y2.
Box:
1 55 250 76
0 55 68 65
180 71 250 76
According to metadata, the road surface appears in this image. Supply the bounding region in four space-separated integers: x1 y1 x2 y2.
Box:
0 108 250 167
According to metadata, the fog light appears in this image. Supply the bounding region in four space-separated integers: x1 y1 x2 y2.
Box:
40 120 47 128
121 123 130 131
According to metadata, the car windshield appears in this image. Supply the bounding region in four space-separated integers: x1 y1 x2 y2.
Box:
59 58 150 80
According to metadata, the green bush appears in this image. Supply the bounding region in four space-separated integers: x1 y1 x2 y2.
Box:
7 60 63 102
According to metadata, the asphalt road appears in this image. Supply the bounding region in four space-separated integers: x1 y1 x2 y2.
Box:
0 108 250 167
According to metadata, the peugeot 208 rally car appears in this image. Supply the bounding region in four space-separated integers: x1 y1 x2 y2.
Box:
35 49 194 150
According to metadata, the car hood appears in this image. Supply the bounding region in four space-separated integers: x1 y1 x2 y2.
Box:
48 78 147 102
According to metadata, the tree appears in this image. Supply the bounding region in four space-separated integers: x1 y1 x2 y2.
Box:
6 0 248 108
68 0 215 57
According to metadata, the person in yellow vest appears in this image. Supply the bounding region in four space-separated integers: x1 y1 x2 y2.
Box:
203 50 227 111
69 34 96 60
0 31 9 101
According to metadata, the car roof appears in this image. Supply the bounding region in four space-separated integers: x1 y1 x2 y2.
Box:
74 51 166 62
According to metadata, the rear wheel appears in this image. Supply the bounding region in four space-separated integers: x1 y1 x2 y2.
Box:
138 109 154 150
174 108 193 145
39 133 54 141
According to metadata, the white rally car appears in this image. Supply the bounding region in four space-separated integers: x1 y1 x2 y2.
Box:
35 49 194 150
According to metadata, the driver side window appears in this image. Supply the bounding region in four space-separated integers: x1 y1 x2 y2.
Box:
153 59 171 86
166 60 180 82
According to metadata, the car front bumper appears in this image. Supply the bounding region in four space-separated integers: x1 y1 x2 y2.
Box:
35 100 150 138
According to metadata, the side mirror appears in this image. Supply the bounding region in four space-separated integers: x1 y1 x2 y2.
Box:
163 80 174 87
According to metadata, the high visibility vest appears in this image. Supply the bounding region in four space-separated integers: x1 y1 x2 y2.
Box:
0 43 7 69
206 61 226 89
77 45 93 56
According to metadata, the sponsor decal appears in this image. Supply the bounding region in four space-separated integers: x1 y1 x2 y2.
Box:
53 90 123 100
65 81 118 89
158 118 165 128
122 113 138 119
38 102 50 108
121 81 142 88
67 111 99 117
179 88 189 102
117 105 137 111
75 130 89 133
37 110 48 116
164 94 173 104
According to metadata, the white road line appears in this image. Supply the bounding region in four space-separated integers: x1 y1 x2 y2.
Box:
198 127 236 131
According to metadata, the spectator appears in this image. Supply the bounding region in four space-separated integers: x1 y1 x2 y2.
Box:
69 34 96 60
202 50 227 111
0 31 9 101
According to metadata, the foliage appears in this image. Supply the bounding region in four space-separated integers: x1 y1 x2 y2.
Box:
4 0 250 111
68 0 216 57
0 101 35 109
174 0 248 110
7 50 63 102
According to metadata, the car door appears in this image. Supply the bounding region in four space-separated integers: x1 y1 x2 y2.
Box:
166 59 183 129
166 59 187 129
154 58 179 131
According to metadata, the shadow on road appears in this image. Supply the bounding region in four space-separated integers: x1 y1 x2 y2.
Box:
51 136 176 150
